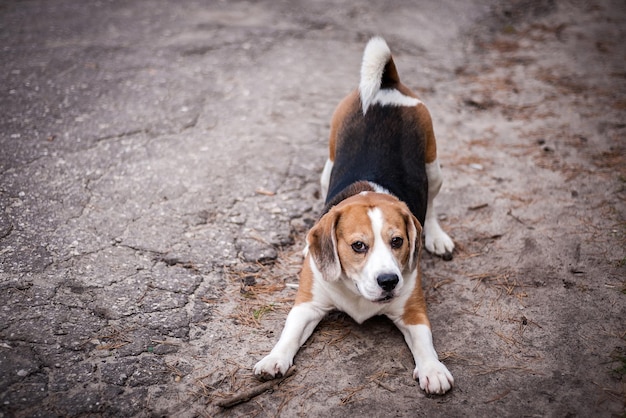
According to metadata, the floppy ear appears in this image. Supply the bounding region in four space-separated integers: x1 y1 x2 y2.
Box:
306 209 342 281
404 210 423 272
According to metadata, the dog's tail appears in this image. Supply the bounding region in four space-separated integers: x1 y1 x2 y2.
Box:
359 36 400 115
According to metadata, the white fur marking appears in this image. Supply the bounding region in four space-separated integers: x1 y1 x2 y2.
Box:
395 323 454 394
372 89 421 107
360 37 391 115
424 160 454 255
254 303 326 378
320 158 333 201
368 182 392 195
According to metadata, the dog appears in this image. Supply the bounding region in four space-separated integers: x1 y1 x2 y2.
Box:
253 37 455 394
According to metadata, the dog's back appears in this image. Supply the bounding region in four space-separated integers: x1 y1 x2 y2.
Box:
323 37 436 224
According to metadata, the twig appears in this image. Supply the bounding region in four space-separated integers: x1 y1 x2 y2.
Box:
150 339 180 346
506 209 534 229
216 367 296 408
484 389 511 403
339 383 368 405
469 203 489 211
372 379 396 392
255 187 276 196
474 366 539 376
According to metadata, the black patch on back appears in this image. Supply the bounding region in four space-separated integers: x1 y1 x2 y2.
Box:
325 105 428 224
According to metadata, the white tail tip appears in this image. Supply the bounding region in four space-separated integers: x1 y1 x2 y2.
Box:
359 37 392 115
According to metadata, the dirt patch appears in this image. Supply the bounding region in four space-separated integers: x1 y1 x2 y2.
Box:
203 1 626 416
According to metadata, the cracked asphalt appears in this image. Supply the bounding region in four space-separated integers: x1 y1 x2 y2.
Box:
1 0 625 417
0 0 313 414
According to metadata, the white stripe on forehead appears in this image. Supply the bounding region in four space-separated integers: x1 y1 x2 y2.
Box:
368 207 385 240
368 207 393 262
365 207 401 276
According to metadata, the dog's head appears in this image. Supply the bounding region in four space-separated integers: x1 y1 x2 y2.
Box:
307 192 422 303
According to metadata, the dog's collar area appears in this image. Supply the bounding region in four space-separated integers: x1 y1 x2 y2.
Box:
323 181 376 215
322 181 396 216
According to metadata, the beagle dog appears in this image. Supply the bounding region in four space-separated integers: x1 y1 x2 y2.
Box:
254 37 455 394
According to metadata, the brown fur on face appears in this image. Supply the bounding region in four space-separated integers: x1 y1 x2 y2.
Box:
307 192 422 284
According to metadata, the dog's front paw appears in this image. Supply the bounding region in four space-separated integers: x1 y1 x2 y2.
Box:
413 360 454 395
253 354 292 381
424 222 454 259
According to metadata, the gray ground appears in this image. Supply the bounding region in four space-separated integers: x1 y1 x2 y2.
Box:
1 0 625 416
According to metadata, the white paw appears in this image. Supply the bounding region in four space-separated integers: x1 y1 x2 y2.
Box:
413 360 454 394
253 354 292 381
424 221 454 258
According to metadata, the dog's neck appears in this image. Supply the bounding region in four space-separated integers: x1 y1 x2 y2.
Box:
321 181 394 217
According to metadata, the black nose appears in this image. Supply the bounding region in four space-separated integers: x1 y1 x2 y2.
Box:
377 273 399 292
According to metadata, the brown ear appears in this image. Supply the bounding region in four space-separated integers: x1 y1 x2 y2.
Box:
404 209 423 272
306 209 342 281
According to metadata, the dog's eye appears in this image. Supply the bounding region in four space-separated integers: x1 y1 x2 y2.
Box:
351 241 368 253
390 237 404 249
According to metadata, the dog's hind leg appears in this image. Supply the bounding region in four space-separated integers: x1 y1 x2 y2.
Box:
424 159 454 258
320 158 333 201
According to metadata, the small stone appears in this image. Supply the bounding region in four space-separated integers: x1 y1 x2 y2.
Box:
242 276 257 286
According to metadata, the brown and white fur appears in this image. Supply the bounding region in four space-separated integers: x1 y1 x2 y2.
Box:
254 37 454 394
